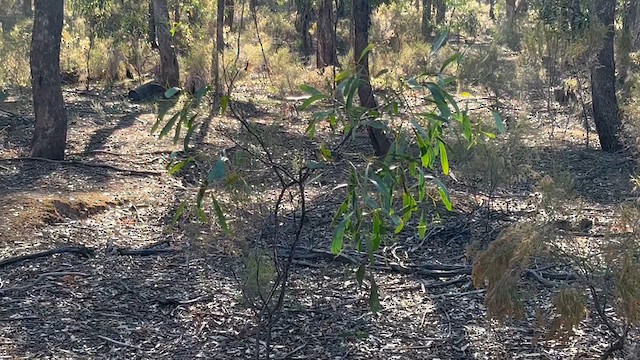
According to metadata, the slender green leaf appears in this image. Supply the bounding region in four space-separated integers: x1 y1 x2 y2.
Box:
430 30 449 55
300 94 327 110
493 111 506 134
172 201 188 225
168 158 192 175
439 141 449 175
299 84 323 96
164 87 181 98
358 44 374 62
211 194 230 235
331 217 349 255
418 211 427 240
356 264 365 286
369 276 381 313
440 53 461 73
431 177 453 211
160 112 180 137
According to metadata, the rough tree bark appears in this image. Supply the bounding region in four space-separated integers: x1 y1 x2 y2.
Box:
316 0 337 68
224 0 235 31
353 0 391 156
434 0 446 25
148 1 158 48
30 0 67 160
152 0 180 88
591 0 622 152
213 0 225 96
295 0 313 56
421 0 433 39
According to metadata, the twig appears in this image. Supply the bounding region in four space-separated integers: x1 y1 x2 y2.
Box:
96 335 141 350
116 248 179 256
0 245 94 268
430 289 485 299
0 315 39 321
0 272 89 293
0 157 163 176
157 295 212 306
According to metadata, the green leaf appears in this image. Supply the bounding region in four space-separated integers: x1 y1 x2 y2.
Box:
440 53 461 73
211 194 230 235
358 44 374 62
371 211 383 252
299 84 323 96
331 217 349 255
438 140 449 175
418 211 427 240
493 111 506 134
374 69 389 78
320 144 332 160
160 112 180 138
431 177 453 211
426 83 451 119
172 201 188 226
300 94 327 110
335 69 354 82
207 157 227 182
168 158 192 175
164 87 181 98
220 95 230 114
306 160 325 169
431 30 449 55
369 276 382 313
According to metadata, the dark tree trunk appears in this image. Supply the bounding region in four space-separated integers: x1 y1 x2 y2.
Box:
353 0 391 156
421 0 433 39
30 0 67 160
316 0 337 68
295 0 313 56
489 0 495 20
148 1 158 49
22 0 32 17
249 0 256 14
224 0 234 31
515 0 528 16
591 0 622 152
213 0 225 96
434 0 446 25
152 0 180 88
505 0 516 24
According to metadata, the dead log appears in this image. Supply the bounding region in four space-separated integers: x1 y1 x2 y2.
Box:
127 81 166 102
0 245 94 268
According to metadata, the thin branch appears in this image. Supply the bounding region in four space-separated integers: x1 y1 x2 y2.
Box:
0 157 163 176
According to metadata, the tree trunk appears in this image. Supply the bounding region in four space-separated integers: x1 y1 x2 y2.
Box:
30 0 67 160
434 0 446 25
249 0 256 14
421 0 432 39
591 0 622 152
22 0 32 17
505 0 516 24
353 0 391 156
316 0 337 68
213 0 225 96
489 0 495 20
515 0 528 16
148 1 158 48
295 0 313 56
152 0 180 88
224 0 234 31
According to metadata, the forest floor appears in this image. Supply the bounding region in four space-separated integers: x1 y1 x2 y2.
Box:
0 82 638 360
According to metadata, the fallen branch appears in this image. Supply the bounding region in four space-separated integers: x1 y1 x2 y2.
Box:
0 157 163 176
96 334 141 350
116 248 179 256
0 245 95 268
0 272 89 293
157 294 212 306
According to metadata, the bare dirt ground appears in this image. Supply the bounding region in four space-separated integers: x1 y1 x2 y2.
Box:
0 84 638 359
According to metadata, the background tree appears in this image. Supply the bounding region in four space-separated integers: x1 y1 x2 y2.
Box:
590 0 622 152
353 0 391 156
421 0 432 39
316 0 337 68
213 0 225 96
295 0 313 57
152 0 180 88
30 0 67 160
